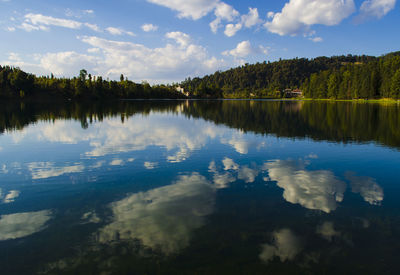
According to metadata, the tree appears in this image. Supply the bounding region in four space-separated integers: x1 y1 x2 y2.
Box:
390 69 400 99
79 69 88 82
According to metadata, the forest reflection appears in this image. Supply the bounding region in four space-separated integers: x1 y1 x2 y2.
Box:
1 99 399 149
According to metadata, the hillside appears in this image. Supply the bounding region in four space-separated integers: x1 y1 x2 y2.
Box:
180 52 400 99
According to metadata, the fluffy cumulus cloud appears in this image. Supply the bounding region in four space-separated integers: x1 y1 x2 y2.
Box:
4 31 224 82
221 7 263 36
222 40 252 57
147 0 219 20
357 0 396 21
141 23 158 32
260 228 303 263
98 173 216 254
147 0 262 36
39 51 100 77
221 40 269 64
346 173 383 205
224 23 243 37
265 159 346 213
0 210 52 241
265 0 356 36
76 33 222 82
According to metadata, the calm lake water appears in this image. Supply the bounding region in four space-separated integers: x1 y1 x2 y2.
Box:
0 100 399 274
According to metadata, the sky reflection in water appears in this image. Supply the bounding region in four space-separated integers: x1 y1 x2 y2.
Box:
0 100 398 274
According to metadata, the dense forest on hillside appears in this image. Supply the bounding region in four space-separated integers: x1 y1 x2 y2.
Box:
180 52 400 99
0 67 184 100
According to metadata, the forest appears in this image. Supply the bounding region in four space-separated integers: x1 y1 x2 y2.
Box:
0 67 184 100
180 51 400 99
1 51 400 100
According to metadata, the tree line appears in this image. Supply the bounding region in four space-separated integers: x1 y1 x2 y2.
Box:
0 67 185 100
180 52 400 99
1 51 400 100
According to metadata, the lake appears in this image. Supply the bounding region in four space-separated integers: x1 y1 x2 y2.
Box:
0 100 399 274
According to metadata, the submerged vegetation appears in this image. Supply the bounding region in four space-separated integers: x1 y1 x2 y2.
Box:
1 51 400 100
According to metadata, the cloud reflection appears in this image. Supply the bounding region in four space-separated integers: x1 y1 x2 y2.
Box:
0 210 52 241
346 173 383 205
98 173 215 254
2 190 20 203
260 228 302 263
316 221 340 241
264 159 346 213
28 162 84 179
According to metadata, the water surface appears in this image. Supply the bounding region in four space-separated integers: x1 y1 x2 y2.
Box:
0 100 399 274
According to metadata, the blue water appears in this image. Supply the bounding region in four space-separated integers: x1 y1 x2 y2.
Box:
0 100 399 274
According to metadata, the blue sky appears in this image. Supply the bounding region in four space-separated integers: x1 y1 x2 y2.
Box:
0 0 398 83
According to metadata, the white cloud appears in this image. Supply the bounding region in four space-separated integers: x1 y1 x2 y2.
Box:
106 27 135 36
316 221 340 241
310 36 323 42
20 22 49 32
39 51 100 77
241 7 263 28
87 47 100 54
142 23 158 32
346 173 383 205
209 18 222 33
260 228 302 263
223 40 253 58
214 2 239 21
6 26 16 32
224 23 242 37
265 0 356 36
65 8 95 18
77 33 223 82
165 31 191 47
147 0 219 20
0 210 52 241
357 0 396 21
20 13 100 32
28 162 84 179
25 13 82 29
84 23 101 32
98 173 215 254
265 159 346 213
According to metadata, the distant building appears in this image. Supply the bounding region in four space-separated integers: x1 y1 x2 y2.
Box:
176 86 189 97
283 88 303 98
